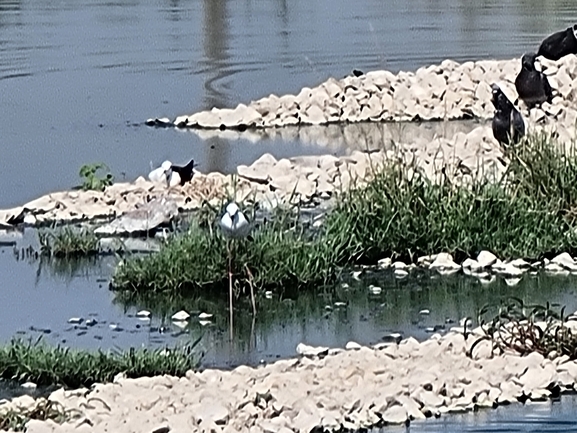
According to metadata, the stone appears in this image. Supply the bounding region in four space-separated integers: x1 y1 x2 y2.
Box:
476 250 497 268
551 252 577 271
429 252 460 272
94 196 178 236
381 405 408 424
296 343 329 357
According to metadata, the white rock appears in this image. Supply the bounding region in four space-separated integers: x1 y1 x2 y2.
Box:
135 310 151 318
198 312 213 319
381 405 408 424
23 214 37 225
369 285 382 294
68 317 83 324
476 250 497 268
345 341 362 350
394 269 409 278
392 261 407 269
296 343 329 357
429 252 460 271
419 309 430 315
551 252 577 271
461 258 477 269
171 310 190 321
378 258 392 269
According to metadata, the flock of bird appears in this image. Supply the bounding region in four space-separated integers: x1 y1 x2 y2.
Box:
491 24 577 146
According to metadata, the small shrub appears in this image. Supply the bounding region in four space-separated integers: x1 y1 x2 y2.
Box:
78 163 114 191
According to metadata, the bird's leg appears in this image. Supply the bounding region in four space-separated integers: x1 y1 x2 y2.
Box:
244 263 257 317
227 239 234 341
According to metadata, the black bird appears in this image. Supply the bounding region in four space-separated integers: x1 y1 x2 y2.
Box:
491 84 525 146
537 25 577 61
514 53 554 109
171 158 198 185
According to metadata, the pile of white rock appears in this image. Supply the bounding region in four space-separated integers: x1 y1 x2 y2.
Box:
5 326 577 433
378 250 577 286
166 56 577 131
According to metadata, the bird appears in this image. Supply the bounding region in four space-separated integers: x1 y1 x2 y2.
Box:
491 83 526 146
148 160 175 186
171 158 197 185
514 53 554 109
219 202 251 239
148 159 197 187
537 24 577 61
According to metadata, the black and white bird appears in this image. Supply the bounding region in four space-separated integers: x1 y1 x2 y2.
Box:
219 202 251 239
514 53 554 109
491 84 526 147
537 25 577 61
148 159 197 187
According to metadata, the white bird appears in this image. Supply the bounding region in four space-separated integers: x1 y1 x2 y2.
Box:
148 160 181 187
219 202 251 238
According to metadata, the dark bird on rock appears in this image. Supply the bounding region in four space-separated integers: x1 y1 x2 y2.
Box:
491 84 525 146
537 25 577 61
514 53 554 109
171 158 198 185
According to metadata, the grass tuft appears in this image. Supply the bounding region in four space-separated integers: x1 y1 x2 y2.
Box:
38 227 99 258
0 338 200 389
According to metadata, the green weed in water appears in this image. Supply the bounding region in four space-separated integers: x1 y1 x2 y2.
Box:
0 338 200 389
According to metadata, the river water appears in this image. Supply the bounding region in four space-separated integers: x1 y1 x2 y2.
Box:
1 0 577 209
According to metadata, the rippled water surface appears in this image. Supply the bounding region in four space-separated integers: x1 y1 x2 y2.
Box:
1 0 577 208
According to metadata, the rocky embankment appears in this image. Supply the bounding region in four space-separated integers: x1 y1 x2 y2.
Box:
4 326 577 433
0 131 505 229
164 56 577 131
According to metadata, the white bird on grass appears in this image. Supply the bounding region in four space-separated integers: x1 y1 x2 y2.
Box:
219 202 251 238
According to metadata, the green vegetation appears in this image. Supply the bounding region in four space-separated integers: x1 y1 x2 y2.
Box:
38 227 99 258
470 298 577 361
111 132 577 296
0 338 200 389
113 207 349 294
324 133 577 263
78 162 114 191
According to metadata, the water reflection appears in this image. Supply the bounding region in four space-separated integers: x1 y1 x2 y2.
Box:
201 0 233 174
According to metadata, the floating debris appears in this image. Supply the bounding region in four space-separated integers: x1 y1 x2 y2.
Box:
264 291 273 299
199 320 212 327
67 317 83 325
85 319 98 327
419 309 431 315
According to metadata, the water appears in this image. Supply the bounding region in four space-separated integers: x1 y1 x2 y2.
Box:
1 0 577 209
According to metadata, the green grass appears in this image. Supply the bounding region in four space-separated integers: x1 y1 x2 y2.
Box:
38 227 99 258
0 338 200 389
111 132 577 296
113 206 349 294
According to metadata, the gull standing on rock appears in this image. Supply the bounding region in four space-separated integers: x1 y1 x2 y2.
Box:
491 83 525 147
219 202 251 239
537 25 577 61
514 53 554 109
